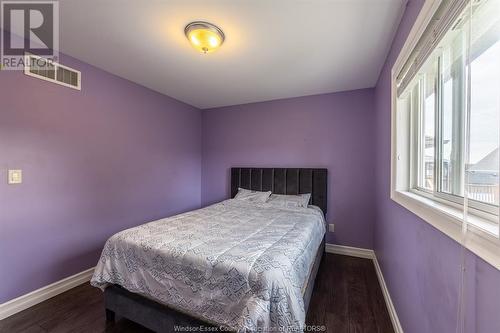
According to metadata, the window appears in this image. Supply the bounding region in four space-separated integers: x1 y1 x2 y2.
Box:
404 0 499 216
392 0 499 268
468 40 500 206
415 59 437 192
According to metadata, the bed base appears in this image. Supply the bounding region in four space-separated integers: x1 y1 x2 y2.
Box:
105 283 211 331
104 238 325 332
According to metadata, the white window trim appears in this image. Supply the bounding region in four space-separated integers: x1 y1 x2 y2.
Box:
390 0 500 270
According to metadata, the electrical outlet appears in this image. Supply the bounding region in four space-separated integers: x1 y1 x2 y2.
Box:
329 224 335 232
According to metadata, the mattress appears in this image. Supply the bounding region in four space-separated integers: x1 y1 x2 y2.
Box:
91 199 326 332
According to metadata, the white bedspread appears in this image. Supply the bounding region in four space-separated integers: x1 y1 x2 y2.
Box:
91 199 326 332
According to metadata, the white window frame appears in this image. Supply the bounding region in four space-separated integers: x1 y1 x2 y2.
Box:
391 0 500 270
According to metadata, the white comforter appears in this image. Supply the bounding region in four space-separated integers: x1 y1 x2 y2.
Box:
91 199 326 332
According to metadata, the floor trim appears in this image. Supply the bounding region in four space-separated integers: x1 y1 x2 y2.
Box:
325 243 403 333
372 256 404 333
0 267 95 320
1 247 402 332
325 243 375 259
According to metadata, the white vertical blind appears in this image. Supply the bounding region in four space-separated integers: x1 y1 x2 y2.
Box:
457 0 500 331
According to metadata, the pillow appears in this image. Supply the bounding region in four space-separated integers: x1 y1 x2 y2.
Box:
266 193 311 208
234 188 271 203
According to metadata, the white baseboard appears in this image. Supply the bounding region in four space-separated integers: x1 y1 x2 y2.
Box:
373 256 403 333
1 247 403 332
325 243 403 333
0 267 95 320
325 243 375 259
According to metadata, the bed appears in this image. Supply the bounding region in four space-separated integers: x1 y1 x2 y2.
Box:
91 167 327 332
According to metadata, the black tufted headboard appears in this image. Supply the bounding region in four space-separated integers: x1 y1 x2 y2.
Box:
230 168 328 215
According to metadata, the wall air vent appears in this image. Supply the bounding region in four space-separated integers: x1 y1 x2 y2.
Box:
24 54 81 90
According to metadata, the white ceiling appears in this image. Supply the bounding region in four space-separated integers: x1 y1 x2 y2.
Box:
59 0 406 109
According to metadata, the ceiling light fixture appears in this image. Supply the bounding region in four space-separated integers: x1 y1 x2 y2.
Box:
185 21 225 54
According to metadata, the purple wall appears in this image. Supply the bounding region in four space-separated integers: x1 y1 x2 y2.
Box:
374 1 500 332
0 54 202 303
202 90 376 248
2 5 498 331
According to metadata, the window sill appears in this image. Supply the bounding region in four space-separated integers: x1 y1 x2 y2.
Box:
391 190 500 270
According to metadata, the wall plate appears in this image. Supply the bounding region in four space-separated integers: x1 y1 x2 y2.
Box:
8 170 22 184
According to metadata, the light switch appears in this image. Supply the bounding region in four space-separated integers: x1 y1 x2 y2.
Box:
8 169 22 184
329 223 335 232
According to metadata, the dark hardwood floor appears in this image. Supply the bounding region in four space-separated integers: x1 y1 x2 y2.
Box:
306 254 394 333
0 254 394 333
